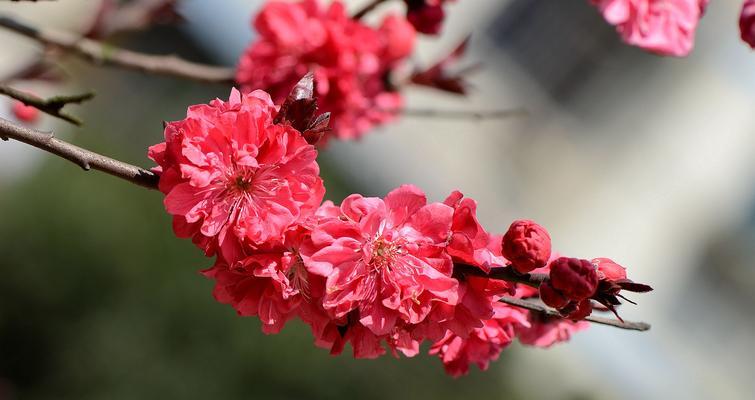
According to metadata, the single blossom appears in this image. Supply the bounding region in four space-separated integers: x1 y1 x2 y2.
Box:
148 88 325 259
590 0 707 57
430 303 529 377
501 219 551 274
203 225 320 334
236 0 416 140
303 185 459 356
740 0 755 49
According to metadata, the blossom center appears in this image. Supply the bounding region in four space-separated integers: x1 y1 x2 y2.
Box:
369 236 403 272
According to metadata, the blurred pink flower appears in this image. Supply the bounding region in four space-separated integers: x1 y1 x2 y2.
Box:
591 0 707 56
236 0 416 140
517 315 590 348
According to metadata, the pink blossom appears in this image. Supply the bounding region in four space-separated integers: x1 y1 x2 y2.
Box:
302 185 459 356
202 225 319 334
590 0 707 57
148 88 324 259
236 0 416 140
443 191 507 273
430 303 529 377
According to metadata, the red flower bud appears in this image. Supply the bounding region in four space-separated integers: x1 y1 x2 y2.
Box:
592 258 627 281
11 101 39 123
549 257 598 301
539 281 569 309
740 0 755 49
501 219 552 274
564 299 593 321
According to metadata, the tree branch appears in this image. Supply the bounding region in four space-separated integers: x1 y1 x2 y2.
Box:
0 15 235 84
353 0 391 20
454 263 547 288
399 107 529 120
498 296 651 331
0 117 159 189
0 84 93 125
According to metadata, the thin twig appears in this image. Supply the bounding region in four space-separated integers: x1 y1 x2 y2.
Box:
399 107 529 120
498 296 651 331
0 117 159 189
0 15 235 84
0 84 93 125
353 0 390 19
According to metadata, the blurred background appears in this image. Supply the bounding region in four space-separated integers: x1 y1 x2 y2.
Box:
1 0 754 399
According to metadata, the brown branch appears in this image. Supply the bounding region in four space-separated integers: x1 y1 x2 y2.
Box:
0 117 159 189
399 107 529 120
454 263 547 288
353 0 391 19
0 15 235 84
498 296 651 331
0 84 93 125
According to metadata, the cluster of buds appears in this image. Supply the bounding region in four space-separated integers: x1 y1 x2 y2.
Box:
500 220 652 322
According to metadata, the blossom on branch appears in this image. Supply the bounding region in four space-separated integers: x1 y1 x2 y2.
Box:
148 88 325 259
141 78 651 373
236 0 416 140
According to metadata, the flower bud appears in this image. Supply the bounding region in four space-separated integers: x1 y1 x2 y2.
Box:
564 299 593 321
741 0 755 49
549 257 598 301
592 257 627 281
501 219 552 274
539 281 569 309
11 101 39 123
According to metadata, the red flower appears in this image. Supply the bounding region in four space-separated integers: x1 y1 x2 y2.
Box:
236 0 416 140
501 219 552 274
148 88 324 259
302 185 460 356
549 257 599 301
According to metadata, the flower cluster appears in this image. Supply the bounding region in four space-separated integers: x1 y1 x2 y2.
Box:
235 0 416 141
150 83 650 376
